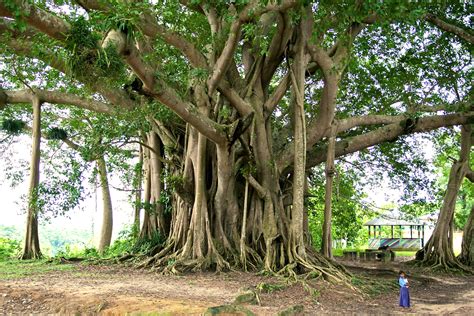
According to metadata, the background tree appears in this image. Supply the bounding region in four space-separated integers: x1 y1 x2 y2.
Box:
21 96 42 259
416 125 472 270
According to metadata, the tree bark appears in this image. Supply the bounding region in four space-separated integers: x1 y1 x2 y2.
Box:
133 143 144 236
21 96 42 260
321 126 336 258
416 125 472 270
458 205 474 266
139 131 169 241
290 18 309 260
97 156 113 254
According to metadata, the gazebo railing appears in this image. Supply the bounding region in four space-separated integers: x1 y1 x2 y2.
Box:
368 237 422 250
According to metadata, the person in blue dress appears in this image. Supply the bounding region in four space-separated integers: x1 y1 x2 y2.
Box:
398 270 410 308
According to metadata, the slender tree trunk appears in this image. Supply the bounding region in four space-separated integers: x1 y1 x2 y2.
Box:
321 126 336 258
150 132 169 237
133 143 144 235
139 138 153 238
21 96 42 260
290 23 309 260
97 156 113 254
416 125 472 270
458 202 474 266
140 131 169 241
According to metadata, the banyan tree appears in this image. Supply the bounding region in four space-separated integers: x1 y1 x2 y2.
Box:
1 1 472 278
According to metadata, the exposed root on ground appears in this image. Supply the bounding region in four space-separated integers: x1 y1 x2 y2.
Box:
410 254 473 274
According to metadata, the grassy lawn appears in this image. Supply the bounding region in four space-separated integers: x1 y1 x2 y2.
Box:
0 259 76 280
394 251 416 257
333 248 363 257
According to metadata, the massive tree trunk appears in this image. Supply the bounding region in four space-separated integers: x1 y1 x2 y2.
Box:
416 125 472 271
458 205 474 266
21 96 42 260
97 156 113 254
140 15 349 282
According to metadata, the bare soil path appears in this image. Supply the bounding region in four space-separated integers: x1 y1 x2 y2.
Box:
0 260 473 315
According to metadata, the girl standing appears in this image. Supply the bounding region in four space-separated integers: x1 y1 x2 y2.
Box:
398 270 410 308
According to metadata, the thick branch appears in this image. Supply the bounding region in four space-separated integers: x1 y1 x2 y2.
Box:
306 112 474 170
4 90 114 114
143 83 228 145
0 0 69 41
335 115 403 134
2 35 135 109
307 45 333 78
218 81 253 116
75 0 105 11
264 73 290 115
208 16 242 95
425 13 474 45
244 174 268 199
136 13 208 69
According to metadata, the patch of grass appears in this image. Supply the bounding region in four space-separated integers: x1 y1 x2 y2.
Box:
394 251 416 257
256 282 286 293
333 248 364 257
351 276 398 297
0 259 76 280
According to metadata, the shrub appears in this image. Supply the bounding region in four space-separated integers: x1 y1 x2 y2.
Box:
0 237 21 260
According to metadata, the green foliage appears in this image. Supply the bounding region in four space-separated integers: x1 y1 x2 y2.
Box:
308 166 369 249
46 127 68 140
30 156 86 219
1 119 26 134
167 174 184 190
256 282 285 293
0 237 21 260
65 17 126 85
55 244 98 259
65 17 100 51
104 226 164 257
132 230 164 254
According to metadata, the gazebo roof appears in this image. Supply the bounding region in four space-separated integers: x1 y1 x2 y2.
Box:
364 213 424 226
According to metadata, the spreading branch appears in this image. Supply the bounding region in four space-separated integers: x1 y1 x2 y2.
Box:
425 13 474 45
0 0 70 41
304 112 474 171
3 89 114 114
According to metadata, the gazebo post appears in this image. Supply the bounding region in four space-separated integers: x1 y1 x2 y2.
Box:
410 225 413 238
391 225 394 238
422 225 425 246
368 225 371 238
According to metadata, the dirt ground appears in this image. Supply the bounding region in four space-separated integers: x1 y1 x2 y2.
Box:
0 258 473 315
